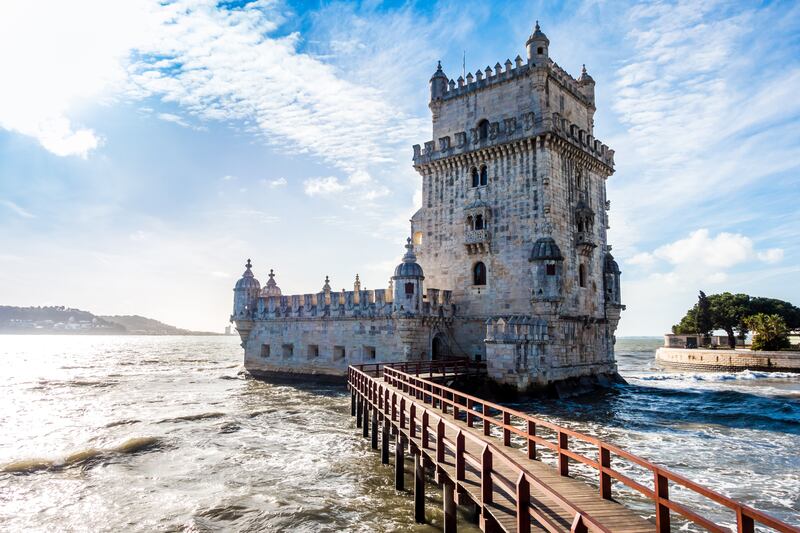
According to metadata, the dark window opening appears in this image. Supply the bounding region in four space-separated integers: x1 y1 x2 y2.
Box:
307 344 319 358
475 214 484 230
334 345 346 360
537 47 543 55
579 264 587 288
479 165 488 186
578 219 585 232
260 344 270 357
364 346 376 360
546 264 556 276
470 167 479 187
405 282 415 295
473 262 487 286
478 119 489 141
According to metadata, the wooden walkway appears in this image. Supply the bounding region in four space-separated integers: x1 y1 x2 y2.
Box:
348 360 799 533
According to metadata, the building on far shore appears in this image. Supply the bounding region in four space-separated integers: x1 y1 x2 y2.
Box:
231 21 624 391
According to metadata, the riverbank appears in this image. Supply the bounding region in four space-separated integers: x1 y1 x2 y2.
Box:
656 347 800 372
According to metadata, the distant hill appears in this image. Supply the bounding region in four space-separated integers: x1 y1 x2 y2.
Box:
0 306 218 335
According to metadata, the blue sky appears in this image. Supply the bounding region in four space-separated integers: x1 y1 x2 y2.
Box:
0 0 798 334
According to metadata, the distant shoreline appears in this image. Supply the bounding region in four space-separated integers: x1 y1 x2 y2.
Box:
0 330 226 336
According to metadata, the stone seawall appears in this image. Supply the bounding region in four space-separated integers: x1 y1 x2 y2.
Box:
655 347 800 373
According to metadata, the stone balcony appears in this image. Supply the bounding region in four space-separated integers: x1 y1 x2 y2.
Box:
575 231 597 256
465 229 490 254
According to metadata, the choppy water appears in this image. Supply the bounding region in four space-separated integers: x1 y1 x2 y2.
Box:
0 336 798 531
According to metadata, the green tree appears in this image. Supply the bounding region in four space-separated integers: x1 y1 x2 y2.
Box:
748 297 800 330
696 291 713 343
744 313 790 351
672 305 699 334
709 292 751 348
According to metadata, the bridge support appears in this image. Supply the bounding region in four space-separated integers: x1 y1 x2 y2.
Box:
414 451 425 523
371 409 378 449
443 480 456 532
356 398 362 428
362 404 369 438
351 391 356 416
395 435 405 490
381 419 390 464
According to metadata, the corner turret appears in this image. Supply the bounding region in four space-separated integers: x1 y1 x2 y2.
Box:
233 259 260 319
392 238 425 314
526 21 549 64
429 61 448 102
578 64 596 105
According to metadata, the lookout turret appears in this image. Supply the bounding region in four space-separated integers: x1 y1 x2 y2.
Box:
233 259 260 319
429 61 448 103
392 238 424 315
526 21 549 64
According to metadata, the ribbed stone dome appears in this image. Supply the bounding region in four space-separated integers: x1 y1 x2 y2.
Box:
393 238 424 279
604 252 621 274
530 237 563 261
234 259 261 291
526 21 549 46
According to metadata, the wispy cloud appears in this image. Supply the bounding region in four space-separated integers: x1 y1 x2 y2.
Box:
266 177 287 188
1 200 35 219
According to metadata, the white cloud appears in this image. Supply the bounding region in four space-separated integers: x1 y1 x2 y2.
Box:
267 177 287 188
757 248 784 264
157 112 189 127
304 176 346 196
1 200 35 219
627 252 655 267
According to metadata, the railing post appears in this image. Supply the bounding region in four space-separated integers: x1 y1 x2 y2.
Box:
502 411 511 446
558 431 569 476
571 514 588 533
737 508 755 533
351 391 356 416
481 445 493 505
599 446 611 500
453 395 460 421
483 405 491 437
414 450 425 523
654 471 670 533
527 420 536 460
395 435 406 491
400 398 406 429
356 397 363 428
410 404 417 438
467 398 474 427
371 408 378 449
381 417 390 464
362 403 369 438
443 480 456 533
391 392 397 422
422 411 429 449
456 430 465 481
516 472 531 533
437 419 445 463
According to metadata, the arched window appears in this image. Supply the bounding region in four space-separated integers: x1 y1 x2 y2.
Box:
475 214 484 230
579 264 587 288
405 282 415 295
470 167 479 187
479 165 488 186
473 262 487 285
478 119 489 141
466 215 473 230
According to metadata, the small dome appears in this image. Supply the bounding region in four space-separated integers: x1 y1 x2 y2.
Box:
530 237 563 261
235 259 261 291
526 20 549 46
578 64 595 84
430 60 448 81
393 238 424 278
260 269 282 297
604 253 621 274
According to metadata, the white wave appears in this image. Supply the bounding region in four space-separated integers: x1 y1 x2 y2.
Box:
633 370 800 383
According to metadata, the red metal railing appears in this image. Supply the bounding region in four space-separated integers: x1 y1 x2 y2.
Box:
348 362 799 533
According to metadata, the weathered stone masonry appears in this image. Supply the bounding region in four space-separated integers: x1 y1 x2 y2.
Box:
232 21 624 390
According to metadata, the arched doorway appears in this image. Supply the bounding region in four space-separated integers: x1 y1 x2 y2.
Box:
431 333 450 360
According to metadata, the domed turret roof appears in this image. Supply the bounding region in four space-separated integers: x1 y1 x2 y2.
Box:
235 259 261 291
393 238 424 278
260 269 282 297
578 64 595 84
526 21 549 46
604 252 621 274
530 237 563 261
430 60 448 82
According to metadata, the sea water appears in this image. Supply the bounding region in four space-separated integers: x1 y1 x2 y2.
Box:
0 336 797 531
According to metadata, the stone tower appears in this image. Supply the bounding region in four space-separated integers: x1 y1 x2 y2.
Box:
411 21 624 389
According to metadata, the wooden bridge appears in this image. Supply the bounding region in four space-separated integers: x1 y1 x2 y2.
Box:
348 359 799 533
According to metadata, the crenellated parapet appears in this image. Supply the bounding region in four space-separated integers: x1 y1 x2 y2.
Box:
413 110 613 169
485 316 549 344
241 286 454 321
